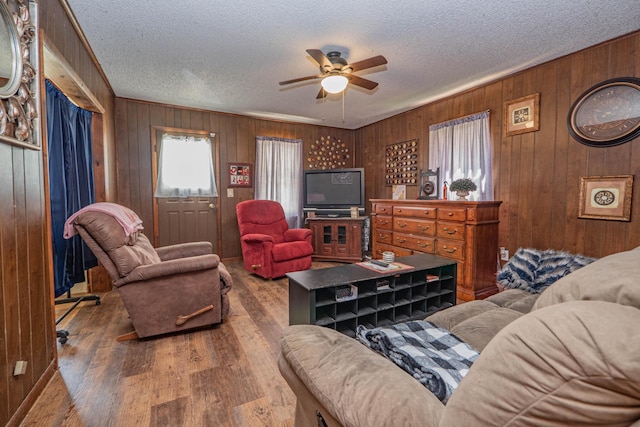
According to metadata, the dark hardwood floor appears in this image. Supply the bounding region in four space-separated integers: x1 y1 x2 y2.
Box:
20 260 339 427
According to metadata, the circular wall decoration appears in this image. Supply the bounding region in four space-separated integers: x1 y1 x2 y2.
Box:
567 77 640 147
306 135 350 169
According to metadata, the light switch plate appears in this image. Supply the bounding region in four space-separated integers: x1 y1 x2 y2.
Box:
227 188 234 197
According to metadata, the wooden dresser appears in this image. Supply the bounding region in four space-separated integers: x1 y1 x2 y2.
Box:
370 199 502 301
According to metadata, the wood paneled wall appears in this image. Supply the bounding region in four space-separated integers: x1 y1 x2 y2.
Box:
114 98 355 259
1 1 116 425
357 31 640 259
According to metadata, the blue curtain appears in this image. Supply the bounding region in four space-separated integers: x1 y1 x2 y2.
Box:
46 80 97 297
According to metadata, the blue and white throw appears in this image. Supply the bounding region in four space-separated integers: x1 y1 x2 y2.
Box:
356 320 479 403
497 248 596 294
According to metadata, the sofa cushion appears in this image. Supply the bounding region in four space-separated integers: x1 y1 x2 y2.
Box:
280 325 444 427
485 288 539 313
497 248 595 294
440 300 640 426
534 246 640 311
448 308 524 352
428 289 536 351
428 300 498 330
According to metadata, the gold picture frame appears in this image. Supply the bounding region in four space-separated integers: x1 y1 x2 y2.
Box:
578 175 633 221
504 93 540 137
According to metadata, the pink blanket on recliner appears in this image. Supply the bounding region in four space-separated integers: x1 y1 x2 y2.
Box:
64 202 144 239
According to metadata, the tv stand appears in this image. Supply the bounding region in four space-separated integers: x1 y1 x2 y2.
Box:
308 217 366 262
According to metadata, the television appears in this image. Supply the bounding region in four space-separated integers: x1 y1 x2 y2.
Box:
303 168 365 216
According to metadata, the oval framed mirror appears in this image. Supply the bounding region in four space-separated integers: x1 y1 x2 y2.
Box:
0 0 40 150
0 0 22 99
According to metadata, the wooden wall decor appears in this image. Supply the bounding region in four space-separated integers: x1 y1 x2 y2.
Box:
306 135 349 169
385 139 418 186
578 175 633 221
504 93 540 137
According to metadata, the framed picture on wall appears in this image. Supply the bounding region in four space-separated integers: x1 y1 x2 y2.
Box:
578 175 633 221
504 93 540 137
228 163 252 187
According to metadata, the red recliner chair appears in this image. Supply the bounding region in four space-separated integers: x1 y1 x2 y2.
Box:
236 200 313 279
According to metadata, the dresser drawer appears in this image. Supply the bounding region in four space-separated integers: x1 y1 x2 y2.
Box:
373 243 411 258
374 229 393 245
392 232 435 253
392 218 436 236
438 207 467 222
374 215 392 230
436 239 465 261
393 206 437 219
437 222 465 240
374 204 394 215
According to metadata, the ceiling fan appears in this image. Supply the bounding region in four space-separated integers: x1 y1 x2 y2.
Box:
279 49 388 99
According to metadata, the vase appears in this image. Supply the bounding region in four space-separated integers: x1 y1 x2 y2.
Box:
455 190 469 200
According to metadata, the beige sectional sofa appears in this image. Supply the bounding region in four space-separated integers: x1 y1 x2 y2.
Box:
278 247 640 426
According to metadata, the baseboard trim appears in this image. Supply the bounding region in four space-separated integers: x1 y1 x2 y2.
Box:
6 359 57 427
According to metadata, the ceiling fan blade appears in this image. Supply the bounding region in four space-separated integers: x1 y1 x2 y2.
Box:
347 55 388 72
316 87 327 99
279 75 321 85
348 75 379 90
306 49 332 70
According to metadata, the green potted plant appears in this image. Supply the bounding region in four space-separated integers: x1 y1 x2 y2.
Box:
449 178 477 200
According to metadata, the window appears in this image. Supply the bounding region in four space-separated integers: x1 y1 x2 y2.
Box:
254 136 303 228
154 134 218 198
428 111 493 200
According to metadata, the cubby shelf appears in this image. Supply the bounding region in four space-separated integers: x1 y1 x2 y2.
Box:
288 254 457 337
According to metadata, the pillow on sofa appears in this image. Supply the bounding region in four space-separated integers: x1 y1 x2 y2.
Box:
534 246 640 310
497 248 595 294
440 300 640 426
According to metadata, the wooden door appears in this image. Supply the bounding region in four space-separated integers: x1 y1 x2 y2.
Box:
152 127 220 253
157 196 218 249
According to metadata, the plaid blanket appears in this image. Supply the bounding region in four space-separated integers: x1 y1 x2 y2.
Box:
356 320 479 403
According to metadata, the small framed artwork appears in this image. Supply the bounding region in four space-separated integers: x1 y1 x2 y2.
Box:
504 93 540 137
578 175 633 221
228 163 252 187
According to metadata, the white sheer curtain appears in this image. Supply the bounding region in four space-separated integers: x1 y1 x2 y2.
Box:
155 134 218 198
255 136 303 227
428 111 493 201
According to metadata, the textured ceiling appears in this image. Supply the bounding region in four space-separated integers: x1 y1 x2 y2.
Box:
65 0 640 130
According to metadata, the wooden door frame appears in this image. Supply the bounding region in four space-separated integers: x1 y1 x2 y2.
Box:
151 126 222 252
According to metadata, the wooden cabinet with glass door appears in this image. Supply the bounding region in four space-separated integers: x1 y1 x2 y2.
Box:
308 217 365 262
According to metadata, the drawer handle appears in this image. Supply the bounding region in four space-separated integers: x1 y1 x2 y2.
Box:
396 238 406 243
397 209 402 213
379 220 388 225
379 234 388 240
447 212 453 216
418 225 430 231
417 241 430 248
443 227 457 235
442 246 457 253
397 221 407 228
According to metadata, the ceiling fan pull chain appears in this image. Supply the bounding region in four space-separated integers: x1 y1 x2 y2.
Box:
342 90 345 123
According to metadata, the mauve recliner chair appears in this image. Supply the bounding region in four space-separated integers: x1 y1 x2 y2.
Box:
69 203 231 340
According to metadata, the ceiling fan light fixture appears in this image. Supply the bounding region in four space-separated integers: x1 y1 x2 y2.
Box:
321 75 349 94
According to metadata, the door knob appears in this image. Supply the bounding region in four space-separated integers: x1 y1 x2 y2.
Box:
209 203 216 209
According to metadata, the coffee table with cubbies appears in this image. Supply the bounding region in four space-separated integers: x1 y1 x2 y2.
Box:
287 253 457 337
